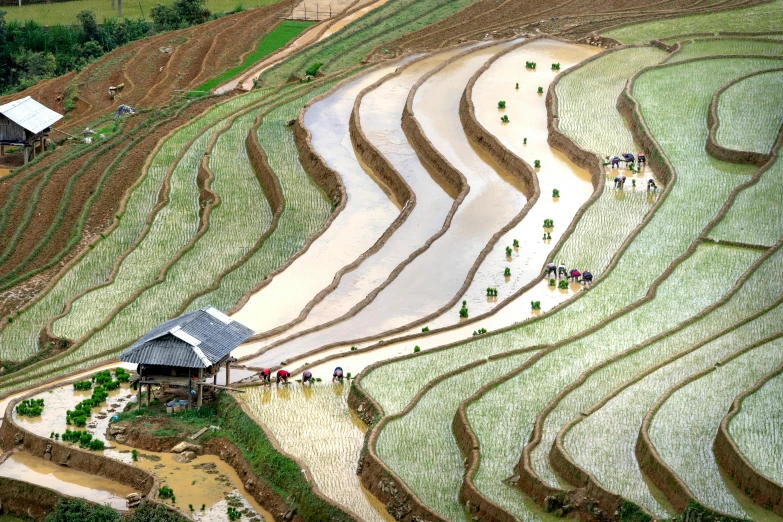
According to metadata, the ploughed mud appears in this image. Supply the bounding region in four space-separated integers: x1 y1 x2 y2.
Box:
232 62 407 336
428 40 600 327
241 40 529 369
239 47 469 354
0 451 134 510
319 0 390 40
243 383 394 522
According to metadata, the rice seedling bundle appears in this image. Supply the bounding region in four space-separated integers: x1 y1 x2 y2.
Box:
566 302 783 516
649 338 783 517
375 351 538 520
728 370 783 485
465 244 756 519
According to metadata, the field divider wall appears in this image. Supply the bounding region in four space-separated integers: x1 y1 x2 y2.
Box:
706 66 783 165
714 362 783 516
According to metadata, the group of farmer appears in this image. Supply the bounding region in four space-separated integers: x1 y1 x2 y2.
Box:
545 261 593 286
257 366 346 385
606 151 658 192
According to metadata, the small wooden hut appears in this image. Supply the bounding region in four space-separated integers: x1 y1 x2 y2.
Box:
0 96 62 163
120 306 253 409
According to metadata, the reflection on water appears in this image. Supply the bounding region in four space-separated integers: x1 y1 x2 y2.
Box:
0 451 134 510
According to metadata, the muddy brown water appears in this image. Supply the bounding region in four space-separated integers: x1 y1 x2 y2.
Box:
426 39 600 327
237 47 473 355
319 0 390 40
0 451 134 510
240 40 533 369
231 61 410 336
9 376 272 521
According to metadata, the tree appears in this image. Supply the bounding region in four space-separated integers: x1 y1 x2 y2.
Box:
174 0 211 25
76 10 99 41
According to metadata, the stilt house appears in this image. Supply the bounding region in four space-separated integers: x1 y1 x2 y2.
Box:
120 306 254 408
0 97 62 163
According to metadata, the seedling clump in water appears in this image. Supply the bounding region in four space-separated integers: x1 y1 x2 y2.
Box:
501 115 510 123
526 61 536 69
552 63 561 70
552 189 560 198
504 267 511 277
472 328 488 336
531 301 541 310
414 346 420 353
543 219 554 228
459 301 469 318
558 280 569 290
513 239 519 248
16 398 44 417
534 160 541 168
506 246 512 257
486 287 498 297
549 278 556 287
498 101 506 109
523 137 527 145
538 86 543 94
421 326 429 332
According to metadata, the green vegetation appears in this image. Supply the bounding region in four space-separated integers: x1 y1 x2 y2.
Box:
728 368 783 486
486 287 498 297
500 114 510 123
504 267 511 277
557 279 569 289
498 100 506 109
192 20 314 95
46 498 188 521
551 63 560 70
649 338 783 517
73 380 92 391
605 0 783 43
666 38 783 63
305 62 324 77
526 61 536 69
552 189 559 198
459 300 469 318
714 69 783 154
543 218 553 228
15 398 44 416
531 301 541 310
67 384 109 426
505 246 512 257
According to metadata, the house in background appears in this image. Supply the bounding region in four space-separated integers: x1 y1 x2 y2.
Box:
0 96 62 164
120 306 254 409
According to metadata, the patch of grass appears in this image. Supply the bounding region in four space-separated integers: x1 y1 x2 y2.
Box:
191 20 314 95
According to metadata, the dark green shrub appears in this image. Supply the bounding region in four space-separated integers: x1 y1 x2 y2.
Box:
305 62 323 77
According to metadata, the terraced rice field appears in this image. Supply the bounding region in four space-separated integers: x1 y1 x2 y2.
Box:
727 368 783 486
5 2 783 521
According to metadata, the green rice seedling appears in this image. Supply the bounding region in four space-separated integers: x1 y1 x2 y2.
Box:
728 369 783 486
715 69 783 155
422 326 429 332
525 61 536 69
498 101 506 109
500 114 510 123
15 398 44 417
537 86 543 94
604 0 783 43
543 218 553 228
549 278 555 286
523 137 527 144
543 247 783 513
513 239 519 248
552 189 559 198
551 63 560 70
0 89 270 362
464 245 757 519
534 160 541 168
649 338 783 517
187 84 335 312
557 280 569 289
414 346 420 353
516 83 519 89
305 62 324 77
375 351 538 520
158 486 174 499
530 301 541 310
243 383 386 520
132 449 138 461
504 267 511 277
459 301 469 318
505 246 512 257
73 380 91 390
546 233 551 240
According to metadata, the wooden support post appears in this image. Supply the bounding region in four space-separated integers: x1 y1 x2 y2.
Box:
137 366 143 409
197 368 204 408
188 370 192 411
146 384 151 406
225 362 231 387
1 144 5 156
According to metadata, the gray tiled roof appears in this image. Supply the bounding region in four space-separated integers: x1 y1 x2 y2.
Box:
119 306 253 368
0 96 62 134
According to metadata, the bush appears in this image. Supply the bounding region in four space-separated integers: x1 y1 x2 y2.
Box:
552 189 560 198
305 62 323 77
500 115 510 123
558 280 569 290
498 100 506 109
504 267 511 277
45 498 121 522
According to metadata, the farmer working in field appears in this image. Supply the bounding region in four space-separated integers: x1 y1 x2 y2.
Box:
277 369 290 385
546 261 557 277
614 175 627 189
622 152 635 167
558 262 568 279
570 268 581 283
302 370 313 385
259 368 272 385
333 367 344 383
647 178 657 192
637 151 646 165
607 155 621 168
582 270 593 286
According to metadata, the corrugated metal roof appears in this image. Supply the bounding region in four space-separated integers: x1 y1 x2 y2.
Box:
119 306 254 368
0 96 63 135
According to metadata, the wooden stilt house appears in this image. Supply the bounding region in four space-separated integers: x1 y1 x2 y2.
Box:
120 306 254 409
0 96 62 164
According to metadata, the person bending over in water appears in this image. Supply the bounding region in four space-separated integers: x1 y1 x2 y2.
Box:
333 367 344 383
546 261 557 277
259 368 271 385
570 268 581 283
607 155 621 168
647 178 657 192
277 369 290 385
302 370 313 385
637 151 646 165
582 270 593 286
558 262 568 279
